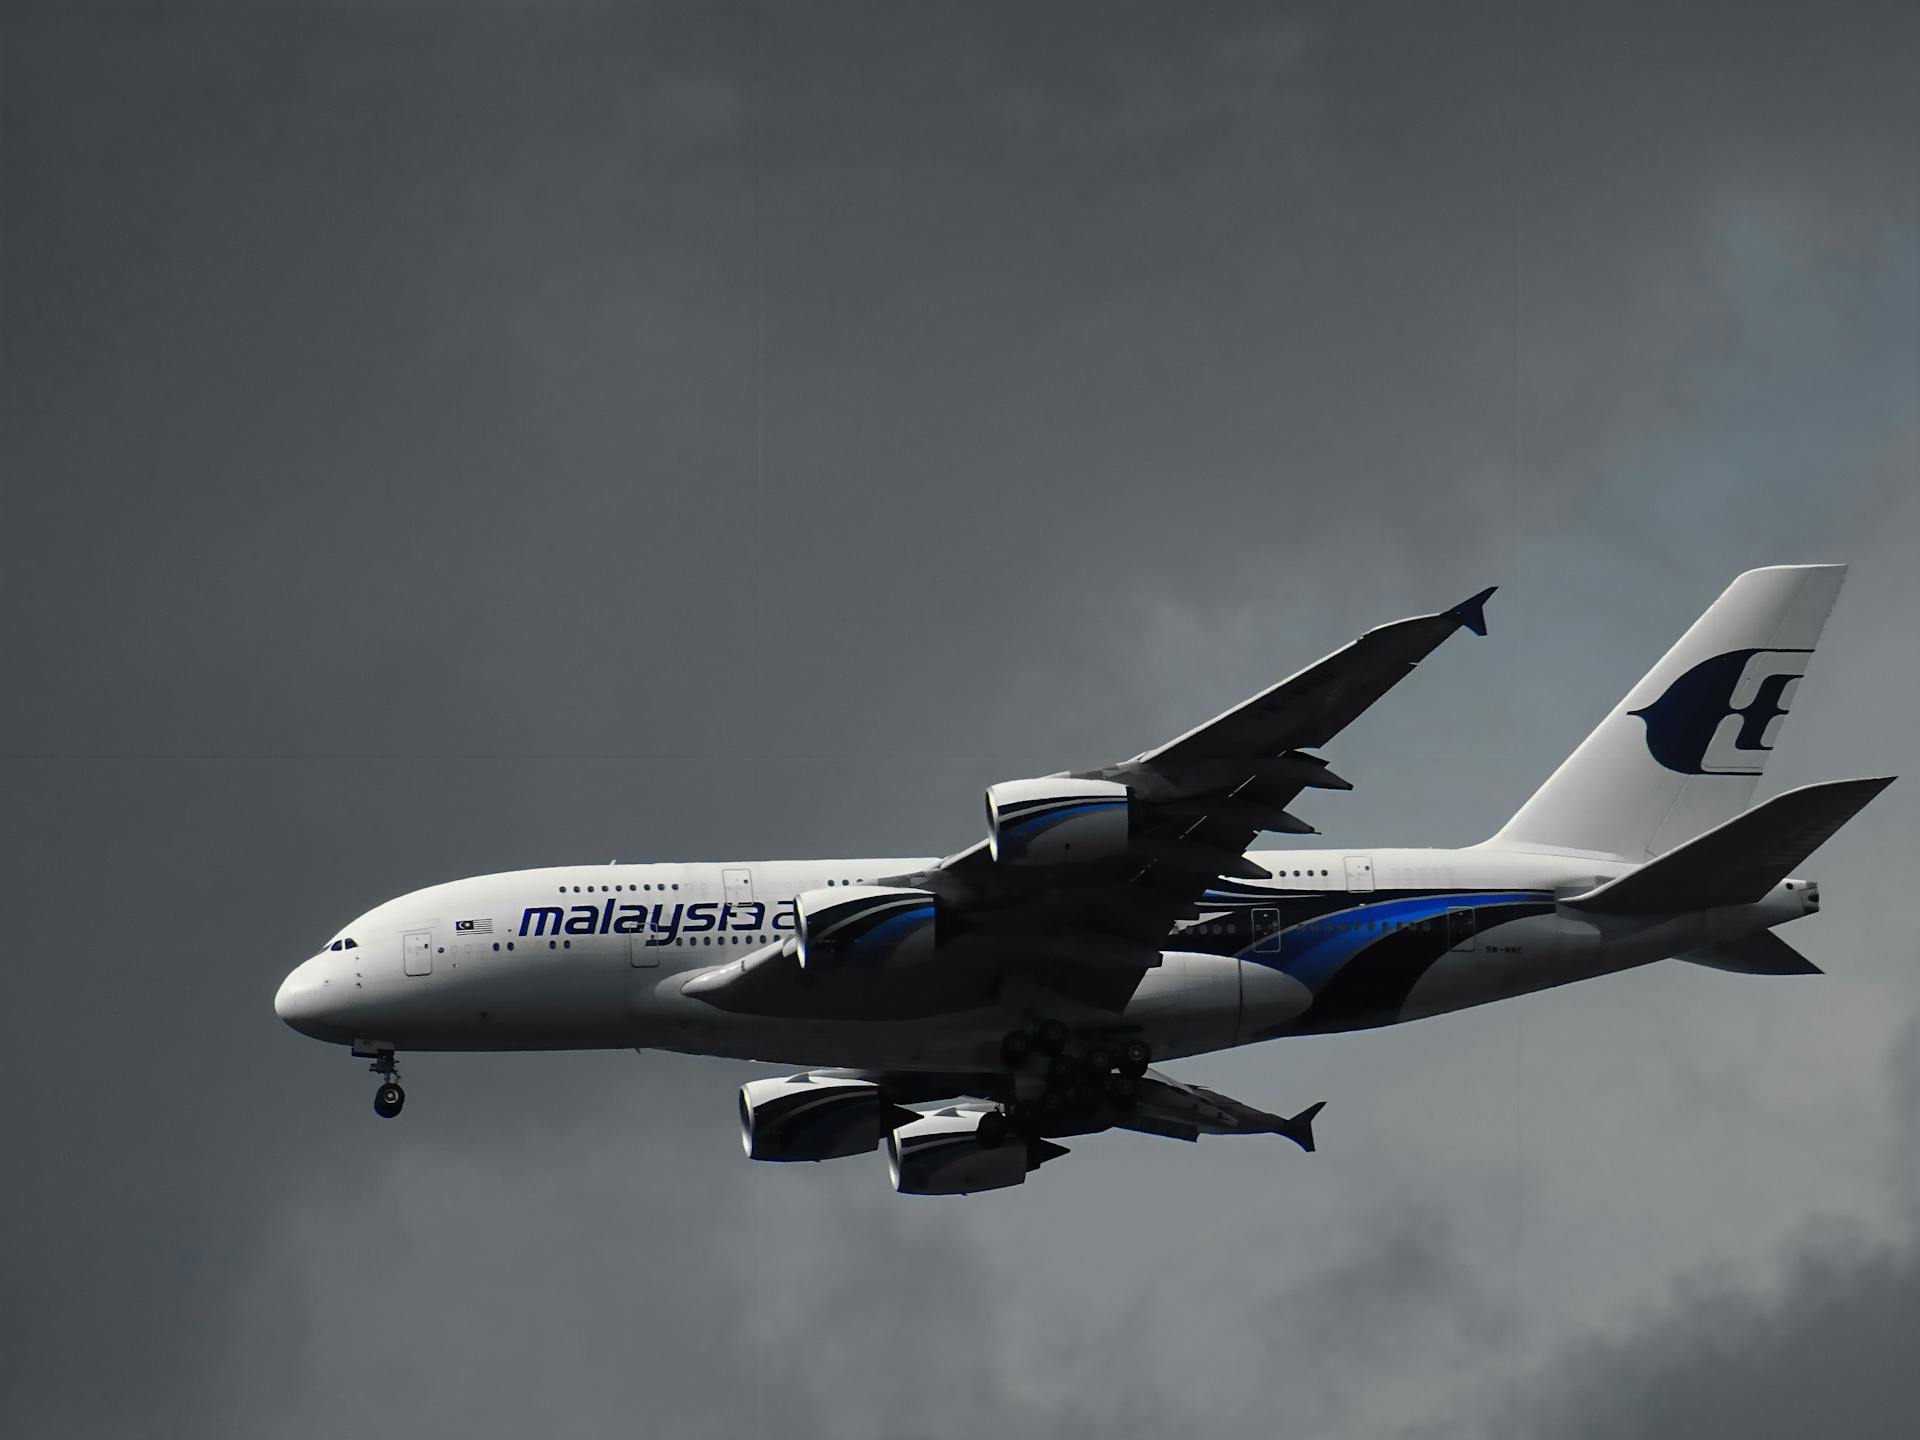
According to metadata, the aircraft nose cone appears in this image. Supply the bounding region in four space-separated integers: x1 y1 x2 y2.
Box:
275 956 342 1039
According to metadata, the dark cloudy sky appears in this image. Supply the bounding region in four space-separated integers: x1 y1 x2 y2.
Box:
3 2 1916 1436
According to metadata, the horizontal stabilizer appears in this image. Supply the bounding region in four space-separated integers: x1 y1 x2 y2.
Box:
1563 776 1894 913
1679 931 1822 976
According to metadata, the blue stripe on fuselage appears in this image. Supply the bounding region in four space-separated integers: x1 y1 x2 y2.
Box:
1247 892 1549 991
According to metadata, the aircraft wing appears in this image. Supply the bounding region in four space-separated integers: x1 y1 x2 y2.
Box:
684 587 1494 1018
1132 585 1497 768
900 586 1498 989
1118 1072 1325 1152
754 1067 1326 1154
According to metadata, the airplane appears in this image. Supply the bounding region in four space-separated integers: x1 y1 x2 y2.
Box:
275 564 1891 1195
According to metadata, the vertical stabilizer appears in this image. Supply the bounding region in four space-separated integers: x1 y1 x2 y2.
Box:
1491 565 1847 859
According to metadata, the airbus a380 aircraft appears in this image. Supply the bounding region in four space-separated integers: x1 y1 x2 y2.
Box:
276 565 1890 1195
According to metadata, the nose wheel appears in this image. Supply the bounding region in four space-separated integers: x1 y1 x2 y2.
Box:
367 1049 405 1119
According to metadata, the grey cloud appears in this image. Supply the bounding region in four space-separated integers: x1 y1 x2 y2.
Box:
2 1 1915 1437
1455 1020 1920 1440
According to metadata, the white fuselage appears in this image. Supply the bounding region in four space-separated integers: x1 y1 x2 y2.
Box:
273 845 1814 1074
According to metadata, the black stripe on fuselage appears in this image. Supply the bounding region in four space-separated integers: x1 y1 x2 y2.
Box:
1169 889 1558 1035
1281 899 1555 1035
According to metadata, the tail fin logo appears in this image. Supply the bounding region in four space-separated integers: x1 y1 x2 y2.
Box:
1629 648 1812 775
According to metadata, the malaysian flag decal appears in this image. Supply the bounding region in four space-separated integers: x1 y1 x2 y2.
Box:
454 918 494 934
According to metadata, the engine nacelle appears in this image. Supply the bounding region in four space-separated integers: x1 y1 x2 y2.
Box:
886 1109 1032 1195
739 1074 894 1162
793 885 939 972
986 777 1132 865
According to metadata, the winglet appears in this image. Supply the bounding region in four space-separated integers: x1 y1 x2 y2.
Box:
1449 586 1498 637
1274 1100 1326 1153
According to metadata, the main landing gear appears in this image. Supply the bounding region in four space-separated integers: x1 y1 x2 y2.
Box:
365 1048 405 1119
986 1020 1152 1142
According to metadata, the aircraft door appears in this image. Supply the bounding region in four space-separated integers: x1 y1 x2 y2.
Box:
1252 907 1283 955
629 935 659 969
403 929 433 976
722 867 753 906
1343 855 1375 892
1446 908 1476 952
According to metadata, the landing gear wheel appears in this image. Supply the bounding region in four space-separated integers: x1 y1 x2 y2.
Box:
977 1110 1008 1149
1037 1019 1069 1056
1119 1039 1151 1077
1105 1072 1139 1110
365 1048 405 1118
1084 1045 1114 1075
1000 1030 1033 1069
1046 1054 1082 1088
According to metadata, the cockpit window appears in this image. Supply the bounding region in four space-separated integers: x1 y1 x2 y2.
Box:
329 941 343 952
343 938 357 949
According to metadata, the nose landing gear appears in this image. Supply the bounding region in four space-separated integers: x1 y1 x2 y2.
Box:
366 1048 405 1119
374 1082 405 1118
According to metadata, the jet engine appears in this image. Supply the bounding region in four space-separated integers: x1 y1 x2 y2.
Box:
794 885 940 973
886 1108 1064 1195
739 1074 905 1162
986 777 1132 865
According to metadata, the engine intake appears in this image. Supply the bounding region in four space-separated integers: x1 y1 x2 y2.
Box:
794 885 940 973
739 1074 896 1162
986 777 1132 865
